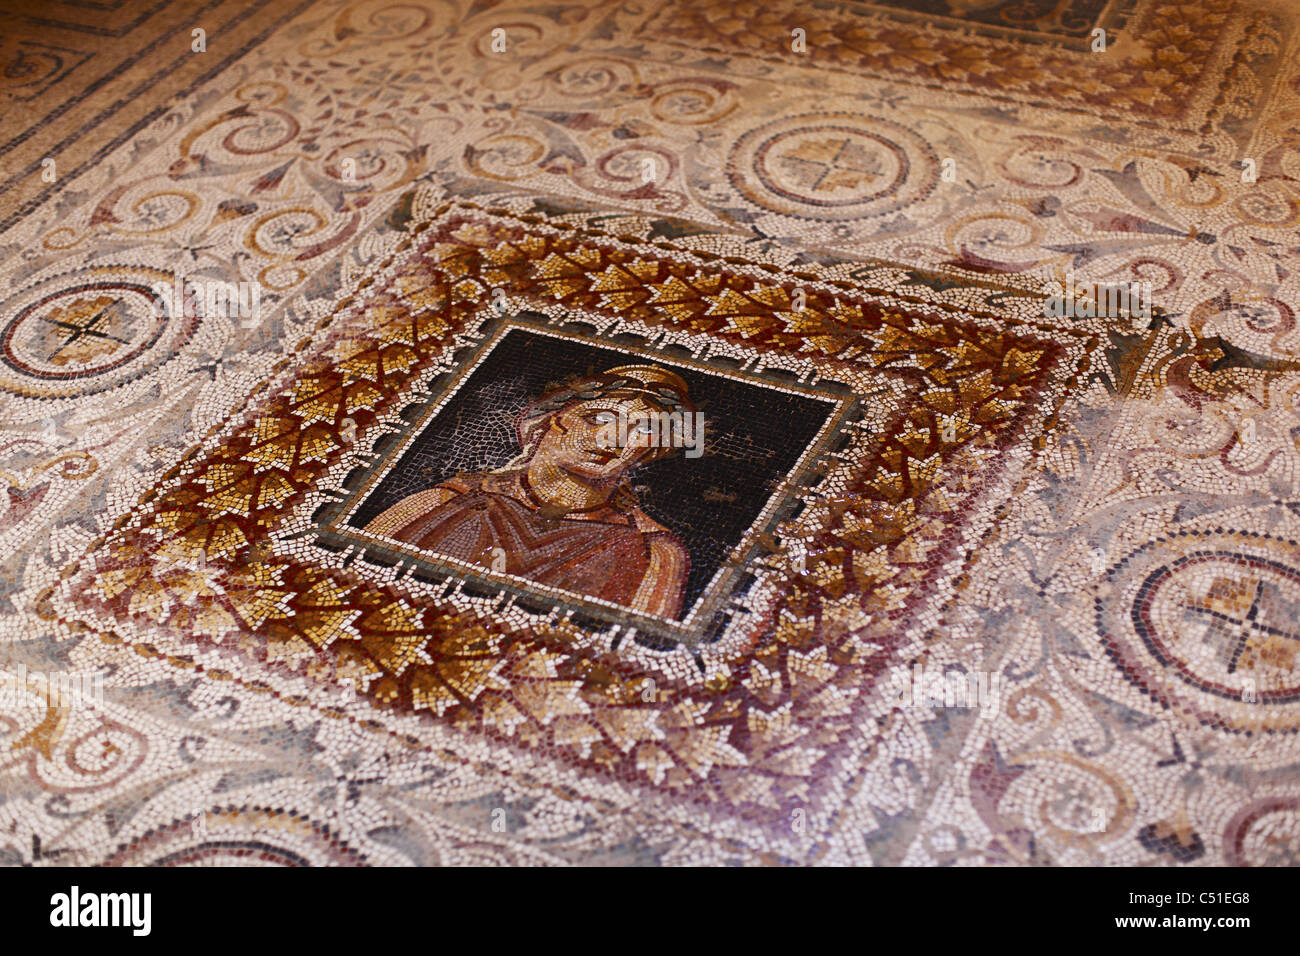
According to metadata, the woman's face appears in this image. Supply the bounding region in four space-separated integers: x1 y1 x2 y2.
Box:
531 396 660 482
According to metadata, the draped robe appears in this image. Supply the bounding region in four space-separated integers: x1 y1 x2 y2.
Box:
360 472 690 617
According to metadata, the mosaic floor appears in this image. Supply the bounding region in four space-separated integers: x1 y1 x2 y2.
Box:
1 0 1298 866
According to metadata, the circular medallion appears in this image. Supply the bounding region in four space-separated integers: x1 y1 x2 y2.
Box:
1097 531 1300 734
102 808 365 867
1224 797 1300 865
727 112 937 221
0 274 198 397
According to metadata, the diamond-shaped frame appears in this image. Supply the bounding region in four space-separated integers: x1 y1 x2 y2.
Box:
55 199 1101 835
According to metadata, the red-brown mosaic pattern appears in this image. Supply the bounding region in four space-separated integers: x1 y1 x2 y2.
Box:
640 0 1265 129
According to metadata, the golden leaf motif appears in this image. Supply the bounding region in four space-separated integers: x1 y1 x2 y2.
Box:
663 724 747 778
513 681 590 724
592 706 665 753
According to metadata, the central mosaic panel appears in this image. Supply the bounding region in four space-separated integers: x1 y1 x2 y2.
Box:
323 319 854 646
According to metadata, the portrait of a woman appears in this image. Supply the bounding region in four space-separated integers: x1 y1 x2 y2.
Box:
361 365 698 619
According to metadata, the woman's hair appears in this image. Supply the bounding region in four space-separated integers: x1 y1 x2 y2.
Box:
509 364 698 464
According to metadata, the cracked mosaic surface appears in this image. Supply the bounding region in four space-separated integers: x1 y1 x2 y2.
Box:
1 0 1299 866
